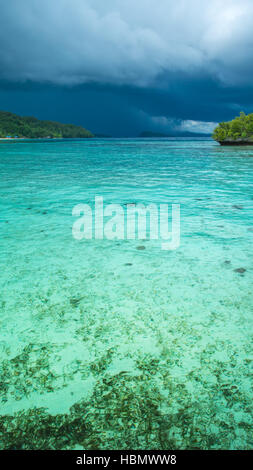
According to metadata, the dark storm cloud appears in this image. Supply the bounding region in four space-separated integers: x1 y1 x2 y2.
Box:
1 0 253 87
1 78 253 136
1 1 253 135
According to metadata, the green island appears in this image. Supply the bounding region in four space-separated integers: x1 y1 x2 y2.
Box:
0 110 93 139
213 111 253 145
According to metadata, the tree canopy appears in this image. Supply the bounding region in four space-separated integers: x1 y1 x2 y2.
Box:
212 112 253 142
0 111 93 139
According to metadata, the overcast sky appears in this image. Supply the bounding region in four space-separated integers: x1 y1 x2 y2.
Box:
1 0 253 135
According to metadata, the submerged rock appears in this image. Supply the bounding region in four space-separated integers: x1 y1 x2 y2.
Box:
234 268 246 274
70 297 82 307
136 246 146 250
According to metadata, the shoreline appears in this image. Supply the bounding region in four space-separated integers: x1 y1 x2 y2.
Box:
219 140 253 146
0 137 94 143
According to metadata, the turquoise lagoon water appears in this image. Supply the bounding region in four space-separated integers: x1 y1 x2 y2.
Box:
0 138 252 449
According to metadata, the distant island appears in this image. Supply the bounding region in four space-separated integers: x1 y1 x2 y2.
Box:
213 112 253 145
139 130 211 138
0 111 93 139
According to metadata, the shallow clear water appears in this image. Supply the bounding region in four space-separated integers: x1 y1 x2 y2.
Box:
0 138 252 449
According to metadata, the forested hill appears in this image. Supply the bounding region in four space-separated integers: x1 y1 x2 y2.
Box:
0 111 93 138
212 112 253 144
